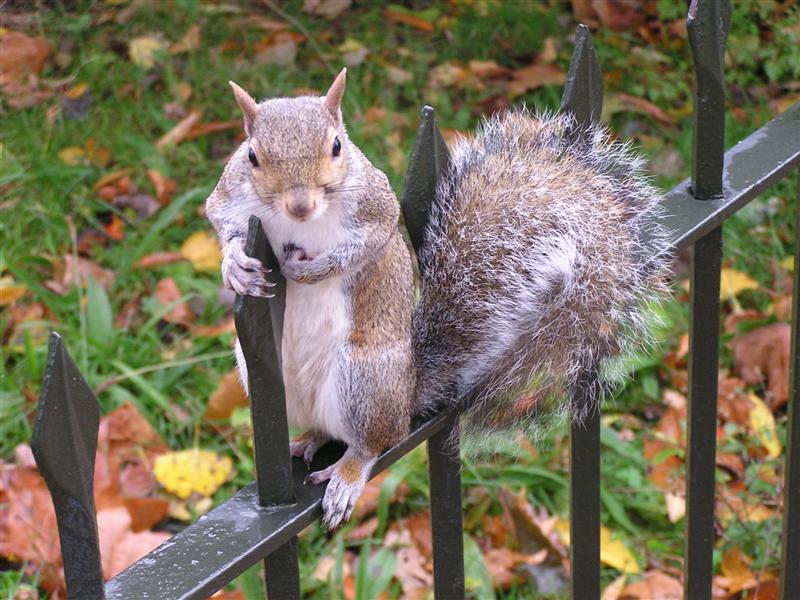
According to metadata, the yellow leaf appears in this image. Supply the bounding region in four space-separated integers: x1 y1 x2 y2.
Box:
0 276 27 306
64 82 88 99
153 449 233 499
129 36 168 68
58 146 87 165
719 268 758 300
781 256 794 271
600 527 640 574
748 393 781 458
554 521 640 575
180 231 222 272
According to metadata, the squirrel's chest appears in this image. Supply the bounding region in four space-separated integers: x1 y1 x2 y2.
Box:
281 277 349 435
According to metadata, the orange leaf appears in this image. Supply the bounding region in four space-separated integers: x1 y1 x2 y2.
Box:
205 369 249 421
0 31 52 86
153 277 194 325
382 9 435 32
156 109 202 150
134 251 186 270
146 169 177 204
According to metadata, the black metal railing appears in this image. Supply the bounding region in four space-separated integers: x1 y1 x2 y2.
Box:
30 1 800 598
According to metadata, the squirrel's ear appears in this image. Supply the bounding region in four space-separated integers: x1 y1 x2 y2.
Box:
229 81 258 135
324 68 346 121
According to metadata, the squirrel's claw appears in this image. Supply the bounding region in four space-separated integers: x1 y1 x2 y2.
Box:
304 450 377 530
222 244 274 297
290 432 330 468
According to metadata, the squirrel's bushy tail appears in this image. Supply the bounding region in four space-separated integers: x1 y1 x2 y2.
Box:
412 109 670 433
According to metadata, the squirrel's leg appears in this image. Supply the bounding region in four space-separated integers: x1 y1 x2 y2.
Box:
305 447 377 529
290 431 330 467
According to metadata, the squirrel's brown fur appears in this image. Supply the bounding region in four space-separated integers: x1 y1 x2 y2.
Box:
206 73 669 528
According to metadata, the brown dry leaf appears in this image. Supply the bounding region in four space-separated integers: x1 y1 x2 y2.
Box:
112 193 160 220
185 120 240 140
0 463 62 580
344 516 378 542
0 276 27 306
146 170 177 204
506 63 566 96
383 9 435 32
97 506 171 579
729 323 790 409
484 547 548 589
134 251 186 270
103 213 126 241
124 497 170 532
615 92 675 126
46 255 115 295
254 30 304 67
0 31 52 86
717 485 777 525
591 0 645 32
154 277 194 325
405 512 433 560
303 0 351 19
156 109 202 150
205 369 249 421
191 316 236 338
169 25 200 54
385 528 433 597
602 574 627 600
619 570 682 599
725 309 769 333
93 168 133 191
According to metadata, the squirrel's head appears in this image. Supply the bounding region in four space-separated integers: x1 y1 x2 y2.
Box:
229 69 349 223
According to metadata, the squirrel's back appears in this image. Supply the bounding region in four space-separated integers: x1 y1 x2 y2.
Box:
413 109 669 432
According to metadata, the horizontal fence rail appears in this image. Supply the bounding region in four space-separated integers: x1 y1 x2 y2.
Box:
30 2 800 597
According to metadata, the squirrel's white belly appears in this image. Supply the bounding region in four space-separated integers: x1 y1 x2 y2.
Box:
282 277 348 440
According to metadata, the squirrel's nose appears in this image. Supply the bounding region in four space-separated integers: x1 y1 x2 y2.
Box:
285 189 317 221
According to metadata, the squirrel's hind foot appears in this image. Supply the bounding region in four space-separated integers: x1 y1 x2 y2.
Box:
290 431 330 468
305 448 377 530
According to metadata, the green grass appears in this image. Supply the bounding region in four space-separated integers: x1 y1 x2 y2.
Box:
1 1 798 597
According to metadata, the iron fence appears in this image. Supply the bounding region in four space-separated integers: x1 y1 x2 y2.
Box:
30 0 800 598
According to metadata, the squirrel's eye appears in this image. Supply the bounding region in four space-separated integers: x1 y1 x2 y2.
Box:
332 137 341 158
248 147 259 168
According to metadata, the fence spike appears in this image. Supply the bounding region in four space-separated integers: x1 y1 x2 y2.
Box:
687 0 732 199
399 105 451 260
31 332 105 599
561 24 604 135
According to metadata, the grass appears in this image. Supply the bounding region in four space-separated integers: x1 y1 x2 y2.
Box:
1 1 798 597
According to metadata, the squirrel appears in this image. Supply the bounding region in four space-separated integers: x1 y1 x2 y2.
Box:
205 68 669 529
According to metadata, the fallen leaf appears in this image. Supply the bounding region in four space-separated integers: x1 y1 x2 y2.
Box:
729 323 790 409
129 35 168 69
93 168 134 191
185 120 240 140
747 393 781 458
720 268 759 300
385 528 432 596
483 547 548 589
383 9 435 32
58 146 88 165
507 63 567 96
619 570 682 599
254 30 304 67
591 0 645 32
600 527 640 574
112 193 160 219
190 316 236 338
0 31 52 86
0 276 27 305
146 169 176 204
602 574 627 600
156 109 202 150
205 369 249 421
103 213 126 240
181 230 222 272
134 251 186 269
664 492 685 523
153 277 194 325
337 37 368 67
97 506 171 578
123 497 170 532
169 25 200 54
153 449 233 499
303 0 351 19
46 255 115 295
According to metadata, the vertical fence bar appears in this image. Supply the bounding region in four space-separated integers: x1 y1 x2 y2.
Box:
31 333 106 600
561 24 604 600
234 216 300 599
401 107 465 599
780 172 800 600
684 1 730 598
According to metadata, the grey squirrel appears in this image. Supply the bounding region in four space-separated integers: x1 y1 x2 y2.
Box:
205 69 669 529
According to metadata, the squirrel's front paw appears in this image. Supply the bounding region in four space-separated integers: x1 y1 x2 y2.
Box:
222 242 275 297
281 246 318 284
